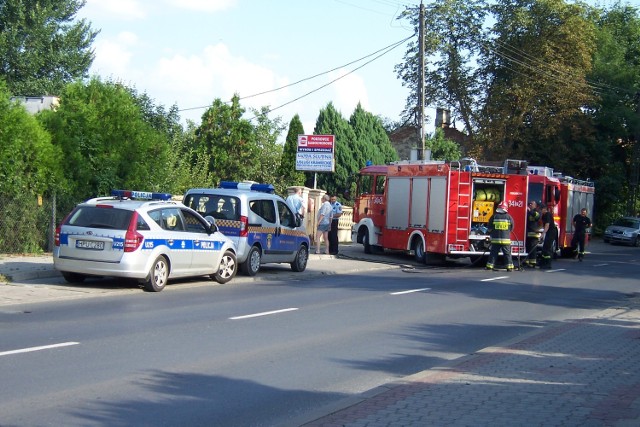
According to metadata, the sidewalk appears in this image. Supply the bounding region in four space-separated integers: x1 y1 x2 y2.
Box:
301 298 640 427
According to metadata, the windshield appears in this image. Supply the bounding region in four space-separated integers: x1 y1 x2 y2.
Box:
613 218 640 228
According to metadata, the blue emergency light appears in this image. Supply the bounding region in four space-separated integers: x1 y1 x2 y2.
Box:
219 181 275 193
111 189 172 200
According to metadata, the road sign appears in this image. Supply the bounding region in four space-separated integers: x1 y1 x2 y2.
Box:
296 135 335 172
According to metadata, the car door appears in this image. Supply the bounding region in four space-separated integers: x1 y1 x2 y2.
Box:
154 207 192 275
181 208 226 272
247 198 279 263
274 200 299 261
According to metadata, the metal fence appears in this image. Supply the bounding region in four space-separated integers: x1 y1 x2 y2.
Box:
0 192 78 254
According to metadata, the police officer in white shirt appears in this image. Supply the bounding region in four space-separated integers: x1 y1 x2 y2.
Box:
328 194 342 255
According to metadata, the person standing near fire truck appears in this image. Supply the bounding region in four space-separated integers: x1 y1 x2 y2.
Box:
485 202 515 272
525 200 541 267
571 208 592 261
540 204 557 269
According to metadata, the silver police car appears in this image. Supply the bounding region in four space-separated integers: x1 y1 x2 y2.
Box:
53 190 238 291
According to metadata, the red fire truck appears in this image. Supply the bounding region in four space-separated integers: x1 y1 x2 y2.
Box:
351 158 530 263
527 165 595 256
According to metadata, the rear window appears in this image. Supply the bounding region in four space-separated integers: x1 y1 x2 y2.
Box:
65 206 134 230
184 194 240 221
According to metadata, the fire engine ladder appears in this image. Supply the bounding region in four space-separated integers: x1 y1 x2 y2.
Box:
454 169 473 244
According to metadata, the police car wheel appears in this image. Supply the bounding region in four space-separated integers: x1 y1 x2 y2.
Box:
242 246 261 276
213 250 237 284
143 256 169 292
61 271 86 283
291 245 309 272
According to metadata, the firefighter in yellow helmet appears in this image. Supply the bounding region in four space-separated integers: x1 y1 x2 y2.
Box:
485 201 515 272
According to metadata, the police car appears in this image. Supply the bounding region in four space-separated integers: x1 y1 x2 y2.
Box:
183 182 310 276
53 190 238 292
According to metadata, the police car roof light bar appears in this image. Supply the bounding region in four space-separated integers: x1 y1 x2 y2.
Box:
219 181 275 193
111 189 172 201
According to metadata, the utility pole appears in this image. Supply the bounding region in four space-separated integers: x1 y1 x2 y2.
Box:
418 1 426 161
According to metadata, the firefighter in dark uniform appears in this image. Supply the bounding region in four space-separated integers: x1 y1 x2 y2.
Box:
525 200 541 267
571 208 592 261
540 204 557 269
485 201 515 272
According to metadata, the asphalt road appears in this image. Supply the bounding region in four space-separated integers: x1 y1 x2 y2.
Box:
0 242 638 426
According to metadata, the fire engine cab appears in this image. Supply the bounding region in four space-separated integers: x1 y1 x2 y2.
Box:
527 165 595 257
352 158 529 263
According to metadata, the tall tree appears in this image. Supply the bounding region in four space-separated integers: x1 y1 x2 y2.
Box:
279 114 307 188
482 0 597 161
38 77 171 200
310 103 358 197
349 103 399 167
0 80 62 196
589 2 640 217
251 106 286 193
0 0 98 95
0 79 64 252
196 95 258 184
395 0 488 138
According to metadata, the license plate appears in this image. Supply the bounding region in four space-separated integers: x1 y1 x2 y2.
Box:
76 240 105 250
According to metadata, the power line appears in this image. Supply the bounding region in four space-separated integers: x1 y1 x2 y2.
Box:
179 34 413 115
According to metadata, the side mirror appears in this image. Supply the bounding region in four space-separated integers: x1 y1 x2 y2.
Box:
295 213 303 228
554 187 561 204
204 215 218 233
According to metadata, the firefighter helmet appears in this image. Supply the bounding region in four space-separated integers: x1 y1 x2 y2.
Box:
498 201 508 211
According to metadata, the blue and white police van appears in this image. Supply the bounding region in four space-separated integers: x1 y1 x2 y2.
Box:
183 182 310 276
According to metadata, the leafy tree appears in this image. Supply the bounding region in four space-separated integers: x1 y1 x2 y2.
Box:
425 128 462 161
196 96 258 184
482 0 597 160
0 79 63 252
38 77 171 200
279 114 306 187
0 80 62 196
159 122 214 195
395 0 488 138
251 106 286 193
0 0 98 95
589 2 640 217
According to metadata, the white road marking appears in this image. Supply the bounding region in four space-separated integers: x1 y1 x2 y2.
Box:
230 308 299 320
481 276 509 282
593 263 608 267
0 342 79 357
545 269 566 272
390 288 431 295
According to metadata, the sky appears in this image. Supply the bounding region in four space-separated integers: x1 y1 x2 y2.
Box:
77 0 635 136
77 0 420 135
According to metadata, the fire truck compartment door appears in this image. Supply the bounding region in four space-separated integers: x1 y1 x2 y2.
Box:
429 177 446 232
410 178 428 227
387 178 410 229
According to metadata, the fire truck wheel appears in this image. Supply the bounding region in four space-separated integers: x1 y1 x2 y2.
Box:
413 239 426 263
363 232 372 254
